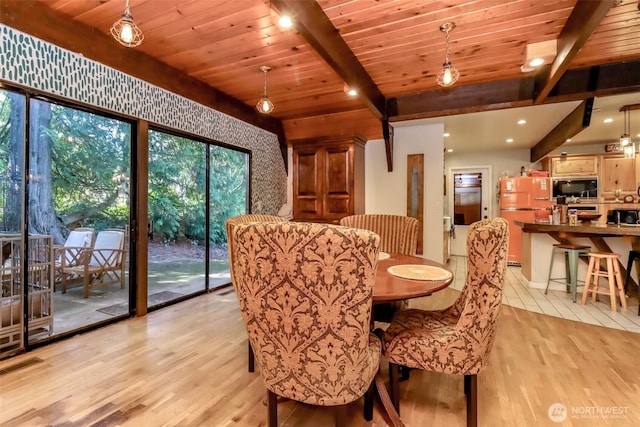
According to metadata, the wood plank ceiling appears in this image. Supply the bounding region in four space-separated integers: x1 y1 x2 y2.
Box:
2 0 640 164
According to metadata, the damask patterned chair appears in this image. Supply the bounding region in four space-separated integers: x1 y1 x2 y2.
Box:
340 214 419 323
381 217 509 427
225 214 288 373
230 221 382 426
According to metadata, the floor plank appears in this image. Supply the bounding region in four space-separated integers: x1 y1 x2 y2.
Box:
1 258 639 426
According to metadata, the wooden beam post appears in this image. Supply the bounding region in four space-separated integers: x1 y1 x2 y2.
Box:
530 98 594 162
382 119 393 172
534 0 614 103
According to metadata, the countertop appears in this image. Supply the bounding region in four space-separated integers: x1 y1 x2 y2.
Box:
514 221 640 237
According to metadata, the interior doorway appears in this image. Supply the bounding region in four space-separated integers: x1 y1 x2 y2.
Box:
448 166 492 256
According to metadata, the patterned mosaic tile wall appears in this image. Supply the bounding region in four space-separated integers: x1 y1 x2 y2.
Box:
0 25 287 215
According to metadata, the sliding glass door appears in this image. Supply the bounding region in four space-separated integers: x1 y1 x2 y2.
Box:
209 145 249 288
1 89 132 356
147 129 248 305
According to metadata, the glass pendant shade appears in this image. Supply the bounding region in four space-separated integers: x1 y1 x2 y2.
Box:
623 143 636 159
256 66 274 114
437 62 460 87
620 134 630 147
256 97 274 114
110 0 143 47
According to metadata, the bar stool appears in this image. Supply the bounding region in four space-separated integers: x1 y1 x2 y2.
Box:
581 252 627 312
545 244 591 302
623 250 640 315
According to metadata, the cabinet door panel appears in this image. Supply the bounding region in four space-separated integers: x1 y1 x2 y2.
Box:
296 197 322 216
551 156 598 176
600 157 636 194
325 146 352 196
325 197 350 216
296 151 321 195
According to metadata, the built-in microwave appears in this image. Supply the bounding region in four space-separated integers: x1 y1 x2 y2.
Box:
552 177 598 199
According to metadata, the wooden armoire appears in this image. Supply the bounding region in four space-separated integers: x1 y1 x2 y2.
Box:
291 136 365 224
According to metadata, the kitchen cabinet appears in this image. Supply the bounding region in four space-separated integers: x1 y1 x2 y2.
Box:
292 136 365 223
548 155 599 176
600 154 637 199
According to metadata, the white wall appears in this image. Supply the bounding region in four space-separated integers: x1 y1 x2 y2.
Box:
365 122 445 263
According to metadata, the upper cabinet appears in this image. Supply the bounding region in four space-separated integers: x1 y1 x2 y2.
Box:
542 153 639 201
291 136 365 223
600 154 637 197
548 155 599 176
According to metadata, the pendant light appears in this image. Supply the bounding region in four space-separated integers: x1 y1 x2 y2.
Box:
110 0 144 48
256 66 275 114
436 22 459 87
620 107 636 159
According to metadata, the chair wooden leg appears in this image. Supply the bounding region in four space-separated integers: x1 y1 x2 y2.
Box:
581 255 596 305
389 362 400 414
613 260 627 309
364 379 375 421
267 390 278 427
606 258 617 312
465 374 477 427
83 272 90 298
400 365 411 381
464 374 470 395
334 404 347 427
248 341 255 373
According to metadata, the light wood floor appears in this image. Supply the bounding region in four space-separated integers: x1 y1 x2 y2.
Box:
1 262 640 426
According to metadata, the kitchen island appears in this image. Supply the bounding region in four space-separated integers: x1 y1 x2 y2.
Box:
515 221 640 291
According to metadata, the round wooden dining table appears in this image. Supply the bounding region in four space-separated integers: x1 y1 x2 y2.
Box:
373 252 454 301
371 252 454 427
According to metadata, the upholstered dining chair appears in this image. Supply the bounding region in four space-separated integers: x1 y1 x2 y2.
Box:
339 214 418 256
225 214 288 373
230 221 382 426
340 214 419 323
381 217 509 427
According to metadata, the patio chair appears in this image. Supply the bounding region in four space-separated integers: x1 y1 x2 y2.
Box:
61 228 127 298
54 228 95 284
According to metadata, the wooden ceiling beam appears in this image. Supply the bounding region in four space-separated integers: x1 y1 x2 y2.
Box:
270 0 385 119
0 0 287 155
534 0 614 104
389 78 536 121
388 60 640 122
271 0 391 168
530 98 594 163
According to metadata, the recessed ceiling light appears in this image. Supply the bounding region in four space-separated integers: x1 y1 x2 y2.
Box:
565 138 571 142
517 119 526 125
447 148 453 152
278 15 293 29
444 132 450 137
603 118 613 123
506 138 514 143
343 84 357 97
528 58 545 67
